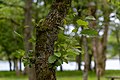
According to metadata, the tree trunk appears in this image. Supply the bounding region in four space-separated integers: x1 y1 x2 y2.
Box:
24 0 36 80
89 1 110 80
19 58 22 71
75 32 83 71
8 57 12 71
60 65 63 71
35 0 39 23
88 54 92 71
15 58 20 76
92 38 106 80
24 0 33 59
13 58 16 71
76 53 82 70
115 28 120 64
83 36 89 80
35 0 71 80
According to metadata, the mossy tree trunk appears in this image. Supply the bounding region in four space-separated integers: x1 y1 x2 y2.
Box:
35 0 71 80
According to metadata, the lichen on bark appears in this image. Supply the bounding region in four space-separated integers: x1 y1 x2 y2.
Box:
35 0 71 80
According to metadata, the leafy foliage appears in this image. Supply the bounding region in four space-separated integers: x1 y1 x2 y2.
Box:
48 55 58 63
80 29 98 37
48 32 80 68
76 19 88 28
85 16 96 21
0 0 120 75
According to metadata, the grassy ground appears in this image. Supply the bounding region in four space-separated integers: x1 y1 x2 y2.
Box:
57 70 120 80
0 70 120 80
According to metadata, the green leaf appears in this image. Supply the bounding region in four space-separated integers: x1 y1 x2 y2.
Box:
22 58 29 67
67 49 79 55
58 33 66 42
63 19 67 24
73 48 81 55
85 16 96 21
16 49 25 57
80 29 98 37
60 44 67 48
56 59 63 66
58 26 64 30
74 45 81 49
14 31 23 39
29 37 36 43
63 58 68 64
76 19 88 27
48 55 57 63
72 28 78 32
54 52 61 57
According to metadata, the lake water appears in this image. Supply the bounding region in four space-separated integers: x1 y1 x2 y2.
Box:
0 59 120 71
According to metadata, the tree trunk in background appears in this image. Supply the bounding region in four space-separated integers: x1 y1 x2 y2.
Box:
13 58 16 71
76 36 83 71
15 58 20 76
76 53 82 70
75 1 86 71
115 28 120 64
88 1 110 80
19 58 22 71
75 33 82 71
83 36 89 80
95 1 109 79
24 0 36 80
92 37 106 80
35 0 39 23
60 65 63 71
35 0 71 80
88 54 92 71
8 57 12 71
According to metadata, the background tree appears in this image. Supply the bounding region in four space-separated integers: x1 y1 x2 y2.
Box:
0 0 24 73
23 0 36 80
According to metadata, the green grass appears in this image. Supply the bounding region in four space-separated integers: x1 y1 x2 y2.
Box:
57 70 120 80
0 71 27 80
0 70 120 80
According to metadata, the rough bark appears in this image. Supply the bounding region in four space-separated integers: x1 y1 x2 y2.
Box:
35 0 71 80
24 0 36 80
